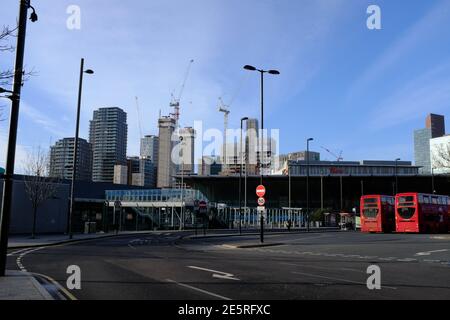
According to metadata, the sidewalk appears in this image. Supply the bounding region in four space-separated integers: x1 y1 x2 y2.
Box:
7 230 162 249
0 270 53 300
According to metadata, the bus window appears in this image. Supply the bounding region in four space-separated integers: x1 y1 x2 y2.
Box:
418 194 424 204
398 196 415 206
432 197 438 205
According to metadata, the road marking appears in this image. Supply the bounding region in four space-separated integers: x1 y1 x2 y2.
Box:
166 279 231 300
423 259 441 263
188 266 240 281
415 249 448 256
7 248 33 257
32 272 78 301
292 271 397 290
282 262 365 274
16 247 45 272
396 258 417 262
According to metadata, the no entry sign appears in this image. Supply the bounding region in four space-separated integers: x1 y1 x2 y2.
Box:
256 185 266 198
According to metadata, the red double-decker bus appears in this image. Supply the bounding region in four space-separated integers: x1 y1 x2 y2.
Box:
360 195 396 233
395 193 450 233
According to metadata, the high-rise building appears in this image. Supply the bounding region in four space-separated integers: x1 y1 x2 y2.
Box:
89 107 128 183
136 158 156 188
113 157 156 187
426 114 445 138
414 128 433 174
157 117 176 188
415 114 446 175
178 127 196 175
113 164 128 185
198 156 222 176
49 137 92 181
140 135 159 162
246 118 259 172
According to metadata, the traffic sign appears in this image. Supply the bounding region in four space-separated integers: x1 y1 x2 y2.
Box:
256 185 266 198
257 197 266 206
257 206 265 213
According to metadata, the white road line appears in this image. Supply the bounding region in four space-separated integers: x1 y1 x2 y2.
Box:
282 262 365 274
396 258 417 262
415 249 449 256
166 279 232 300
292 271 397 290
15 247 45 272
188 266 240 281
7 248 33 257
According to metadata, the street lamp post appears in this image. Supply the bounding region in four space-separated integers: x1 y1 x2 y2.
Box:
179 136 185 230
432 167 436 194
68 58 94 239
288 154 292 224
394 158 401 195
243 65 280 244
0 0 38 277
306 138 314 232
239 117 249 235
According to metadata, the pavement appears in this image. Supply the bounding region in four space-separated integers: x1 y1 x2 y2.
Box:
7 230 173 249
0 270 52 300
4 230 449 300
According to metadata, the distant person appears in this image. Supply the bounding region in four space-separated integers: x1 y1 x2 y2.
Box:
287 220 292 232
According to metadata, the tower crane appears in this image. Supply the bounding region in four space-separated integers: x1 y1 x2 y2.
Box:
218 97 231 167
170 59 194 127
135 96 143 139
321 146 344 162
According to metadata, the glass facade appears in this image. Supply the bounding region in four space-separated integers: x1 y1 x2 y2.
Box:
414 128 432 174
290 161 419 177
105 188 208 203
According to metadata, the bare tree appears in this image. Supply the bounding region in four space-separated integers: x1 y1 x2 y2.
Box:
23 147 58 239
432 142 450 171
1 25 36 119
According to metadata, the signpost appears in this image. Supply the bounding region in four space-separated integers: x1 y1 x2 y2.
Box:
256 185 266 243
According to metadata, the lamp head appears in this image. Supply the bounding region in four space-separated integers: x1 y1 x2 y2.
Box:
244 65 257 71
29 7 38 22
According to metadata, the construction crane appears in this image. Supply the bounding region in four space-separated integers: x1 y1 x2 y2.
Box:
218 97 231 167
170 59 194 126
321 146 344 162
135 96 143 139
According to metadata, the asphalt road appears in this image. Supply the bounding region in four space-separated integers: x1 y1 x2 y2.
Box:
6 231 450 300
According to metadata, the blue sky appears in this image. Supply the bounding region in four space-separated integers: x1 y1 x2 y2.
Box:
1 0 450 171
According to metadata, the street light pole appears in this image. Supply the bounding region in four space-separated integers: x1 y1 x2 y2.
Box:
394 158 401 195
288 154 292 223
68 58 93 239
306 138 314 232
243 65 280 244
0 0 37 277
239 117 248 235
432 167 436 194
179 136 185 230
